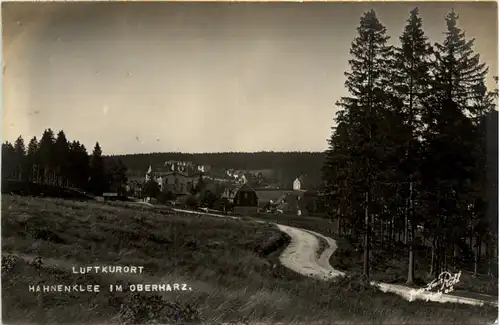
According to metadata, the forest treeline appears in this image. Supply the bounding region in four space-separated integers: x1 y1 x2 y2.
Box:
322 8 498 282
106 151 325 185
2 129 128 195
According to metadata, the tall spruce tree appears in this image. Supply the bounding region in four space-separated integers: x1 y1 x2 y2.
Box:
106 158 128 195
2 142 16 179
54 130 70 186
434 10 489 115
323 119 359 236
324 9 393 278
392 7 434 284
38 129 56 184
68 141 90 189
423 10 493 276
13 136 26 181
26 136 39 182
90 142 105 195
467 78 497 275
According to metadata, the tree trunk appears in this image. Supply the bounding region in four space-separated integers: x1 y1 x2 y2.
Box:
469 223 474 252
404 214 408 245
484 236 491 275
488 235 495 277
392 216 396 244
443 243 448 271
363 191 370 278
430 236 436 276
389 217 393 247
434 236 442 279
478 236 482 261
381 219 385 246
407 228 415 284
474 240 479 277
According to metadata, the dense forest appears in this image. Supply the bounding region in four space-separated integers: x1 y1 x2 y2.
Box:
2 129 128 196
322 8 498 282
106 151 325 186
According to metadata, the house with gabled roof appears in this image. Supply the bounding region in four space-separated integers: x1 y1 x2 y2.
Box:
254 188 291 210
222 183 258 215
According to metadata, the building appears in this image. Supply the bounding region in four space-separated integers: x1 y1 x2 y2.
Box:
293 178 301 191
127 170 146 198
254 189 291 210
274 191 306 215
293 175 312 191
162 172 200 195
160 160 211 177
222 183 258 215
225 169 248 184
146 164 201 196
255 176 315 215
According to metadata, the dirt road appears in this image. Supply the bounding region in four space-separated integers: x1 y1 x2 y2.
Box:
137 205 498 308
276 224 344 281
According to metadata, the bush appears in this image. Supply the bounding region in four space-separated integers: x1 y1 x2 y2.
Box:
255 232 290 257
200 190 218 209
157 191 175 204
185 195 198 209
143 180 160 198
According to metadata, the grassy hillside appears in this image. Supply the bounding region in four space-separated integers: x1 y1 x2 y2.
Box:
2 195 497 324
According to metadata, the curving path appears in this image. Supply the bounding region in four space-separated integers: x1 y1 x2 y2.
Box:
276 224 344 281
275 221 498 308
138 204 498 308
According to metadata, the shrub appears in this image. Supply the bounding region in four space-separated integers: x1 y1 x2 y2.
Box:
185 195 198 209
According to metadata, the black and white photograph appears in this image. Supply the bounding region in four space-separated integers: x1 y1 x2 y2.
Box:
1 1 499 324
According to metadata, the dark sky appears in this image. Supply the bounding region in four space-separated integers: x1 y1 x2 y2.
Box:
2 1 498 154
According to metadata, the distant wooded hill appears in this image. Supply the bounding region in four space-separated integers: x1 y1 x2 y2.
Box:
105 151 326 186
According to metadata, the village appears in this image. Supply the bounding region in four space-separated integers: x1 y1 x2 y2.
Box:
125 159 323 216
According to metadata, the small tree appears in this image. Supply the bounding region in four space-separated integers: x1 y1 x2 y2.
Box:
200 190 217 209
186 195 198 210
89 142 105 195
106 159 128 196
13 136 26 181
54 130 69 186
143 179 160 199
38 129 56 184
26 136 39 182
195 173 205 193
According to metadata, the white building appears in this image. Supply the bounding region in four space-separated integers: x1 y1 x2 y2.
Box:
293 178 301 191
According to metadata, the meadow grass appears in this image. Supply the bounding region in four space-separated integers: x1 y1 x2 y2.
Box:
2 195 497 324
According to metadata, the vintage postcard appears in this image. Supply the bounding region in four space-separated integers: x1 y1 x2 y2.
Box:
1 1 498 324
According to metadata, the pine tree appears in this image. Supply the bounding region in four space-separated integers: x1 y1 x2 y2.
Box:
421 10 493 276
54 130 70 186
68 141 90 189
434 10 489 115
38 129 56 184
106 159 128 195
195 173 205 194
323 118 365 236
467 79 497 275
26 136 39 182
392 7 434 284
420 97 476 276
324 9 393 278
89 142 105 195
13 136 26 181
2 142 16 179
